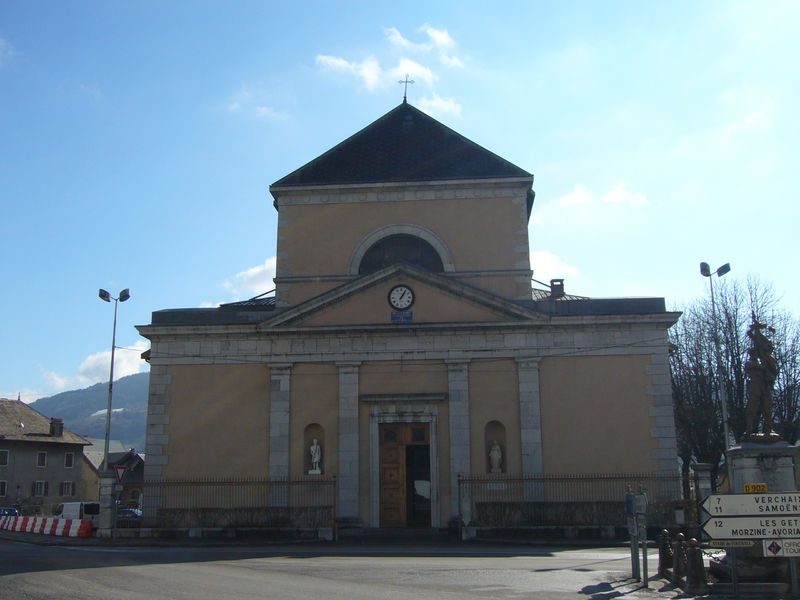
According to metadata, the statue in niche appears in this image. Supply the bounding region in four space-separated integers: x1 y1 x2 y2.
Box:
309 438 322 474
744 314 781 441
489 440 503 473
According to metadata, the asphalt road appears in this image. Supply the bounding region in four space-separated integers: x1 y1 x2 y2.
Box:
0 539 683 600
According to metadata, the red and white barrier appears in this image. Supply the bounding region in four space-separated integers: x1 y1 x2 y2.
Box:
0 516 92 537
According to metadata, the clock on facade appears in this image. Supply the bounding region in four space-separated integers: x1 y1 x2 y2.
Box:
388 284 415 310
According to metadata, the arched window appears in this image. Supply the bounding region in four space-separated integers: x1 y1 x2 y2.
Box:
358 234 444 274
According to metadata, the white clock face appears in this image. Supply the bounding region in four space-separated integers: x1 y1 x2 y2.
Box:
388 285 415 310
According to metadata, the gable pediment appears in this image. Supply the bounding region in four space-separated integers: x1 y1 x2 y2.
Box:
261 263 546 329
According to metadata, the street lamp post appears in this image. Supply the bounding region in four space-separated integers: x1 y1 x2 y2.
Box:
98 287 130 473
699 262 732 482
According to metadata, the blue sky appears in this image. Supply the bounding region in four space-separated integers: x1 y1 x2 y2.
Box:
1 1 798 402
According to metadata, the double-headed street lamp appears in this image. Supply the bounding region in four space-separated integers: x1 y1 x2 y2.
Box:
699 262 732 481
98 287 130 473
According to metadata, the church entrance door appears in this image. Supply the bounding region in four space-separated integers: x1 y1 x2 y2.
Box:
379 423 431 528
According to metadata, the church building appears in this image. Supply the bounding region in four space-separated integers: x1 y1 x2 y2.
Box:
137 101 679 529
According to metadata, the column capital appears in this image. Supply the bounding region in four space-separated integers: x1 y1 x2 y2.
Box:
336 361 362 369
515 357 541 369
445 359 470 370
268 363 293 372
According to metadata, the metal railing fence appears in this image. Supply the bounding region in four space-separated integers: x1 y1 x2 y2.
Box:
458 472 694 528
133 477 336 529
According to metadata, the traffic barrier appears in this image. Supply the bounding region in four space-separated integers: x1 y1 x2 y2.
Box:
0 516 92 537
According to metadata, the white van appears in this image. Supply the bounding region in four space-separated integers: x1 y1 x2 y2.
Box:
54 502 100 528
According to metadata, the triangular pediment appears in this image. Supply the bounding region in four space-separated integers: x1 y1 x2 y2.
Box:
260 264 546 329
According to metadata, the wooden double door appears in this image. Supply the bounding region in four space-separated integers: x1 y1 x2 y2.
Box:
379 423 431 528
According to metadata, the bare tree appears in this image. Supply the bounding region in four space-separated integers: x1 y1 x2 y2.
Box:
670 278 800 486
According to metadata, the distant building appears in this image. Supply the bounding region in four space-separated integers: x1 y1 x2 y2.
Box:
80 437 127 501
0 399 90 514
107 449 145 508
138 102 679 529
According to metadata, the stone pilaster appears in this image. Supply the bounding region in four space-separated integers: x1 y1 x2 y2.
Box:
268 364 292 479
447 360 471 518
516 357 543 477
337 362 361 522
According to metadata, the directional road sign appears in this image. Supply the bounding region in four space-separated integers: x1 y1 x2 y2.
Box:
702 493 800 517
703 516 800 540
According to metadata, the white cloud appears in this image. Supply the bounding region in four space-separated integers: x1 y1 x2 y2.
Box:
0 388 43 404
223 256 277 299
384 27 426 51
420 24 455 50
226 85 284 120
388 58 436 87
316 54 383 91
0 38 14 66
418 93 462 118
385 24 464 69
602 181 647 206
532 182 649 230
43 340 150 394
530 250 580 282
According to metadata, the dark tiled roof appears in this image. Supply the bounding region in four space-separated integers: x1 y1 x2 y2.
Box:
0 399 89 445
220 296 276 309
270 102 532 191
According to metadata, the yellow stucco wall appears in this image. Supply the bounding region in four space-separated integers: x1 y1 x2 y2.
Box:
289 363 339 479
276 195 530 304
163 364 269 478
469 359 521 475
279 197 524 275
297 276 510 327
539 355 656 473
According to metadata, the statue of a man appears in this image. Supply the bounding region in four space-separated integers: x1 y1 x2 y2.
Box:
489 440 503 473
744 317 780 438
309 438 322 473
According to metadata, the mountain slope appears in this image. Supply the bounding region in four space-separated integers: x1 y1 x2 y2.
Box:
29 372 149 451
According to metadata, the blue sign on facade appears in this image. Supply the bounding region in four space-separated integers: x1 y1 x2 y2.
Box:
390 311 413 324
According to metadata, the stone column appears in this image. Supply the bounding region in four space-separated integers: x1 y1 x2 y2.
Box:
337 362 361 524
268 364 292 479
447 360 471 519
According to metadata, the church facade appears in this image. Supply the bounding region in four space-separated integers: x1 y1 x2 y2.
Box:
138 102 679 529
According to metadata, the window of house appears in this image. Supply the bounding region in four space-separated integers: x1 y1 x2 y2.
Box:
64 452 74 469
36 451 47 467
33 481 48 497
59 481 75 497
0 481 6 497
0 450 8 467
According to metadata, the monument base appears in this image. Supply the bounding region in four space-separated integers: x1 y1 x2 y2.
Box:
728 441 800 494
719 441 800 588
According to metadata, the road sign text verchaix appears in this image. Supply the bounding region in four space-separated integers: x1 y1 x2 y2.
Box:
753 495 800 513
703 493 800 516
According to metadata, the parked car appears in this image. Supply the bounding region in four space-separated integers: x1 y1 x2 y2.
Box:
117 508 142 519
0 507 20 517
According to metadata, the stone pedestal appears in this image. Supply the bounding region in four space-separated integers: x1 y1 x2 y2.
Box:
728 442 800 494
715 442 800 585
95 473 118 539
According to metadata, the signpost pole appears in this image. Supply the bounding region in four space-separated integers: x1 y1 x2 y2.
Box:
626 490 640 581
790 558 799 596
639 485 648 588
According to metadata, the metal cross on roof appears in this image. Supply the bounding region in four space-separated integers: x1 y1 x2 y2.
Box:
398 74 414 103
